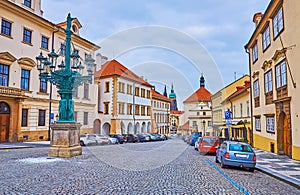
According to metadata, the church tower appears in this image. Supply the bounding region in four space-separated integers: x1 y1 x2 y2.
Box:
169 84 178 111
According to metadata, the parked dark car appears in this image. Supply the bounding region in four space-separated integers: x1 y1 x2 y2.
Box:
216 141 256 172
109 134 125 144
125 134 138 143
136 133 150 142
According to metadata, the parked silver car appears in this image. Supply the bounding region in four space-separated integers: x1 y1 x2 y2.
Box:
80 134 97 146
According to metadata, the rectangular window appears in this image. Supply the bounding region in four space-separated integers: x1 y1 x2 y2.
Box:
253 80 259 98
246 101 250 117
147 106 150 116
21 108 28 127
273 7 284 38
252 42 258 63
41 36 49 50
21 69 30 90
127 84 132 94
240 103 243 117
74 111 77 122
118 82 125 93
104 103 109 114
38 110 46 126
39 78 47 93
135 105 140 115
266 116 275 132
264 70 273 93
84 83 89 98
118 103 125 115
0 64 9 86
135 87 140 96
24 0 31 7
127 104 132 115
146 90 151 99
141 105 145 116
105 82 110 93
60 43 66 56
141 89 146 98
83 112 88 125
23 28 32 44
1 19 12 37
72 87 78 98
255 117 261 131
276 60 287 88
262 25 270 50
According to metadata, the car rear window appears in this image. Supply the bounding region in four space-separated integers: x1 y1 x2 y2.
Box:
203 138 216 144
229 144 253 152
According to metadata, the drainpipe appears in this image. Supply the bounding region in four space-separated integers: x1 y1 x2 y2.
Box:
245 47 254 146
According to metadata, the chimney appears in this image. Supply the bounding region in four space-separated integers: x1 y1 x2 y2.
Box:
253 12 264 27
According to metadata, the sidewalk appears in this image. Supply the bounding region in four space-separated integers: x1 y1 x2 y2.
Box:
0 141 50 150
255 149 300 189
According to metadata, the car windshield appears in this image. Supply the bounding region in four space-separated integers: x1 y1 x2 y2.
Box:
229 144 253 152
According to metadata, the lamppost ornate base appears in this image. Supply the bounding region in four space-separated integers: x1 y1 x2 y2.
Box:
48 122 82 158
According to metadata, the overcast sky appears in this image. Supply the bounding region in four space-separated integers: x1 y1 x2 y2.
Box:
42 0 269 109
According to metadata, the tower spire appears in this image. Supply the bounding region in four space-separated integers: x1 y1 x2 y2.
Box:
200 73 205 87
163 85 168 97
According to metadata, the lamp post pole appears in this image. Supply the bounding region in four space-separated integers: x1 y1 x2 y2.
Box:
36 13 96 157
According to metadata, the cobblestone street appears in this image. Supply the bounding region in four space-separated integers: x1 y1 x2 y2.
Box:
0 138 299 194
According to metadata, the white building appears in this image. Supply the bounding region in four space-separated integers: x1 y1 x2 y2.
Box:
94 60 153 135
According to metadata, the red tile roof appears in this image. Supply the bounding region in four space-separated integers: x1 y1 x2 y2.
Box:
152 89 171 102
221 81 250 104
94 60 152 87
183 86 211 103
178 121 189 130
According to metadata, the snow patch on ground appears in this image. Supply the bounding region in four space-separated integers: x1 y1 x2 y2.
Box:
17 157 65 164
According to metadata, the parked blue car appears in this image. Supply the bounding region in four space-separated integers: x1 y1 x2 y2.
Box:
216 141 256 172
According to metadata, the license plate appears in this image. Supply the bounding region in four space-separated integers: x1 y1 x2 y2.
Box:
235 154 247 158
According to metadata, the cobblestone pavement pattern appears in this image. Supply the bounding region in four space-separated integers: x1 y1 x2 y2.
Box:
0 138 299 194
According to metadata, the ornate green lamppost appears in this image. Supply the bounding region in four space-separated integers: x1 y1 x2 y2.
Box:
36 13 95 157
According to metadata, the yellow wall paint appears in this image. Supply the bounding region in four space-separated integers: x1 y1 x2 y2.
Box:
292 146 300 161
253 134 277 152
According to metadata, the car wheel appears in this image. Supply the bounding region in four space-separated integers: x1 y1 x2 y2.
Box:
80 141 85 146
249 168 255 172
108 140 112 145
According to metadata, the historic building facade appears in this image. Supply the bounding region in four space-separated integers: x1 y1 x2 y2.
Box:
151 89 171 134
183 75 212 136
94 60 153 135
245 0 300 160
0 0 99 142
211 75 250 139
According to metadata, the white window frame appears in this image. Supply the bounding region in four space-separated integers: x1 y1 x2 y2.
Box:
262 25 270 50
273 7 284 38
264 70 273 93
266 116 275 132
255 117 261 131
252 43 258 63
253 80 259 98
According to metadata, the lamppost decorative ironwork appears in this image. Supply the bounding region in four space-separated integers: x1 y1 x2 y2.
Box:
36 13 96 158
36 13 95 123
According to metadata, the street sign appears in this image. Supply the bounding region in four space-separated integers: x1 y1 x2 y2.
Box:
225 110 231 119
226 119 232 126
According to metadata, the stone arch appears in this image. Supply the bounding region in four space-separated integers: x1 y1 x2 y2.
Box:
127 122 133 134
102 122 111 135
277 111 291 156
147 122 151 133
93 119 101 134
121 121 126 134
135 122 140 134
141 122 146 133
0 102 10 142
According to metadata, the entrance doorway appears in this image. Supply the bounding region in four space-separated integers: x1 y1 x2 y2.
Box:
0 102 10 142
277 112 291 156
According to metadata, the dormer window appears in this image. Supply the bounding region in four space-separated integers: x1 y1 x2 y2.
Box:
24 0 31 8
72 25 78 33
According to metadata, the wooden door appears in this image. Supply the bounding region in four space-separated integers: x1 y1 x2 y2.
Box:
0 114 9 142
283 116 290 155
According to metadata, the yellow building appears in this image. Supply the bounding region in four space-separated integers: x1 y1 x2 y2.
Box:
221 80 251 143
0 0 99 142
211 75 250 136
245 0 300 160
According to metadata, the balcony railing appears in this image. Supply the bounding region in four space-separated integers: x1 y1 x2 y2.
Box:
0 86 26 98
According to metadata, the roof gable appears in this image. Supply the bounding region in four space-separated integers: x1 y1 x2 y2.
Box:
184 87 211 103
